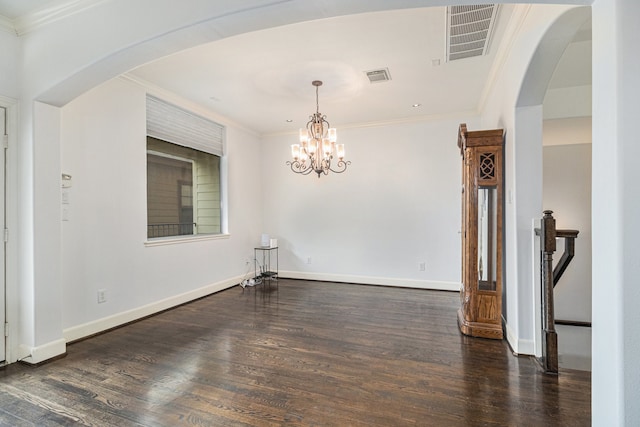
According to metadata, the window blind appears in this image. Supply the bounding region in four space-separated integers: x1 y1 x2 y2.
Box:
146 95 224 156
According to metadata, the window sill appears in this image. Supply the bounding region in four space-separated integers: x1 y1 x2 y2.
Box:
144 233 230 247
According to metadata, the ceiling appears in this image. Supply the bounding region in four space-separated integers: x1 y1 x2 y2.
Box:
129 6 515 135
1 1 591 136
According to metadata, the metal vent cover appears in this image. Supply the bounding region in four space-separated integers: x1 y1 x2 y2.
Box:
446 4 499 62
365 68 391 83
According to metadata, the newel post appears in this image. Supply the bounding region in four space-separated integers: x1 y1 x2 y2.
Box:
541 210 558 373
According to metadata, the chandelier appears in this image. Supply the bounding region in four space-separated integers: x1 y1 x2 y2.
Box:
287 80 350 177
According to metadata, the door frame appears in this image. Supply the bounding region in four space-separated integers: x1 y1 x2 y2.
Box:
0 95 17 364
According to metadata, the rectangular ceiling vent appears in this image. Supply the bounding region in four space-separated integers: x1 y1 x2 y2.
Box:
446 4 499 62
365 68 391 83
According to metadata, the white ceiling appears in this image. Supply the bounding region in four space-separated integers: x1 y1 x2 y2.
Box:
0 1 591 136
129 6 517 135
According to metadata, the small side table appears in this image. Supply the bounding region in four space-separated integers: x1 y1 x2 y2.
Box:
254 246 278 286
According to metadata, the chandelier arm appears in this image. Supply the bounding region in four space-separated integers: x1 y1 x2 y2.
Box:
287 160 314 175
327 160 351 174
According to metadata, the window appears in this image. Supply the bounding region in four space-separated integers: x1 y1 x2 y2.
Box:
146 95 224 239
147 138 221 238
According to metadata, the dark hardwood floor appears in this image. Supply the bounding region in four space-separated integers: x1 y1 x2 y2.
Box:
0 279 590 426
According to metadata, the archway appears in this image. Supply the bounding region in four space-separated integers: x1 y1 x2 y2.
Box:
510 6 591 359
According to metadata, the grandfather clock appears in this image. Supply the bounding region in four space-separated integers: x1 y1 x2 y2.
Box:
457 123 504 339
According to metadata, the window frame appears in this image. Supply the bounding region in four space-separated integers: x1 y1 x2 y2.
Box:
144 95 229 246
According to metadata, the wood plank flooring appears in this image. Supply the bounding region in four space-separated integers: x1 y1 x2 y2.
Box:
0 279 590 426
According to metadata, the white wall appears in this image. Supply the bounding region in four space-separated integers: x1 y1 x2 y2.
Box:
30 102 65 362
592 0 640 423
543 142 592 369
0 30 19 98
261 116 476 289
59 77 263 340
543 85 592 119
542 117 591 146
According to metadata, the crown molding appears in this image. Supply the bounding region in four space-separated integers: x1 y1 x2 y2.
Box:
478 4 532 114
0 14 16 35
13 0 107 36
264 109 481 139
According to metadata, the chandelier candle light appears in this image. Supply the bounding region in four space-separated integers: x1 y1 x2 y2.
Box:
287 80 350 177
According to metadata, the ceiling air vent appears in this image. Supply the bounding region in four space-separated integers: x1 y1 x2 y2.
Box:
365 68 391 83
446 4 499 62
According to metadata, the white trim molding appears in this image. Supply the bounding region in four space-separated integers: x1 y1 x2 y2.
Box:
1 96 20 364
19 339 67 365
279 270 460 291
0 14 15 34
504 320 535 356
13 0 108 35
63 276 240 344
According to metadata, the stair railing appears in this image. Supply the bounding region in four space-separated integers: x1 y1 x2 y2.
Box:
534 210 579 374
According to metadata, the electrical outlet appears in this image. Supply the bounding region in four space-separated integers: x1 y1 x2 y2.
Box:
97 289 107 304
306 257 312 264
419 262 426 271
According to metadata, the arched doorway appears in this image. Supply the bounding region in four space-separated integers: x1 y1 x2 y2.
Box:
511 6 591 361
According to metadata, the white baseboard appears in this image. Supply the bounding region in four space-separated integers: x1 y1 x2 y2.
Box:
279 270 459 291
19 338 67 365
517 338 535 355
504 320 535 356
63 276 241 344
504 321 519 353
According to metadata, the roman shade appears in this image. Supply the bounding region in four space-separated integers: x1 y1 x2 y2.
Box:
146 95 224 156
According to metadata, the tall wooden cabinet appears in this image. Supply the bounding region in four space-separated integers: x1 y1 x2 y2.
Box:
457 123 505 339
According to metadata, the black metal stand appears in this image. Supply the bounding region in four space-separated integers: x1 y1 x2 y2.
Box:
254 246 278 288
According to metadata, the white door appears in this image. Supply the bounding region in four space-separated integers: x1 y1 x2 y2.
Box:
0 106 5 362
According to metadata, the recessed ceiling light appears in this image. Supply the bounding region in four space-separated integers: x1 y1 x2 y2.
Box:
286 119 293 123
412 103 422 108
